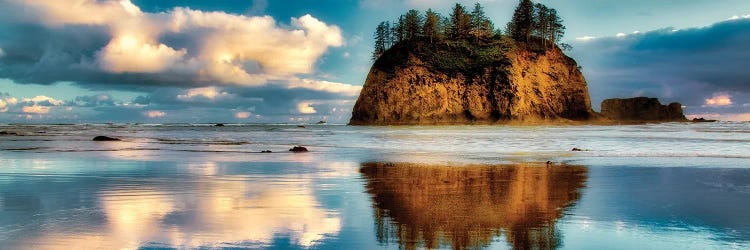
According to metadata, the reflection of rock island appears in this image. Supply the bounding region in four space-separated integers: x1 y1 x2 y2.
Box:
360 163 588 250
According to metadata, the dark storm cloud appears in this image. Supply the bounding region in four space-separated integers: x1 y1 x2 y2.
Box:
570 18 750 114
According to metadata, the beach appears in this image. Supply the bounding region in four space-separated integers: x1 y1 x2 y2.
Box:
1 123 749 249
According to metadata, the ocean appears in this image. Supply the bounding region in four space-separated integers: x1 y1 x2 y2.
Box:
1 123 749 249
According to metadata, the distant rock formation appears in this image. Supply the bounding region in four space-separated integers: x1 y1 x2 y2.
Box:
600 97 687 122
349 40 595 125
692 118 717 123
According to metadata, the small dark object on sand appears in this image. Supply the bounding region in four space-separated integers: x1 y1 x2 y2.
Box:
261 150 273 153
546 161 553 166
215 123 225 127
93 136 120 141
572 148 583 151
289 146 308 152
297 125 305 128
0 131 17 136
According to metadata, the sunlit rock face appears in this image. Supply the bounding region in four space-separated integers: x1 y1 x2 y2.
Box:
350 42 594 125
360 162 588 250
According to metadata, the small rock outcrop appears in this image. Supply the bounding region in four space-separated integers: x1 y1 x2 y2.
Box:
289 146 308 152
692 118 717 123
93 136 120 141
600 97 687 122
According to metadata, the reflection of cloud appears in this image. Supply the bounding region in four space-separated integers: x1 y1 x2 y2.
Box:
24 164 343 249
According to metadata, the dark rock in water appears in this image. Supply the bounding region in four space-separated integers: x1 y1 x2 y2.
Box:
297 125 306 128
261 150 273 153
317 120 327 124
692 118 717 123
215 123 225 127
93 136 120 141
571 148 583 151
0 131 17 136
600 97 687 122
289 146 308 152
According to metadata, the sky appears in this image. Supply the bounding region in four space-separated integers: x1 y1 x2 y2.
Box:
0 0 749 123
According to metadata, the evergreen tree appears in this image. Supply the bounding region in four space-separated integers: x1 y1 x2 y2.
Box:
423 9 441 43
549 9 565 45
383 21 392 48
508 0 535 43
393 15 405 43
404 9 423 40
470 3 493 38
534 3 551 48
449 3 471 40
373 21 388 60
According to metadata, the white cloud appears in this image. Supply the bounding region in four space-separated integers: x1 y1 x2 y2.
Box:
97 36 188 73
16 0 344 86
297 102 317 114
576 36 597 41
21 105 50 114
0 95 18 112
729 14 750 20
177 87 231 101
16 95 65 114
22 95 65 106
144 110 166 118
704 93 733 107
287 78 362 96
235 111 252 119
616 33 626 38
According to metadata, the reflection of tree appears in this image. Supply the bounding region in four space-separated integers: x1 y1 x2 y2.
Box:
360 163 588 250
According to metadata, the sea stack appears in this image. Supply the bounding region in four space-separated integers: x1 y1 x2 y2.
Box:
600 97 687 122
349 40 595 125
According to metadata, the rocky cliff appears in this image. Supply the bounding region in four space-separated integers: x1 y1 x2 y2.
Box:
600 97 687 122
350 40 595 125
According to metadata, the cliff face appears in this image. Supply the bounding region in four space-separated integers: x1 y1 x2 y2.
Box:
350 42 594 125
601 97 687 122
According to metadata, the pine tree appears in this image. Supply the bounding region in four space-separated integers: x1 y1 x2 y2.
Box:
423 9 441 43
534 3 550 48
373 21 387 60
549 9 565 45
509 0 535 43
393 15 405 43
449 3 471 40
404 9 423 40
470 3 493 38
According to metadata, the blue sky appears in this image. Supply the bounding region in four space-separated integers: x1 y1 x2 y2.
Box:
1 0 749 123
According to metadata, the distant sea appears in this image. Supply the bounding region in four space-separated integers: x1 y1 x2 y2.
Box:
1 123 749 249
